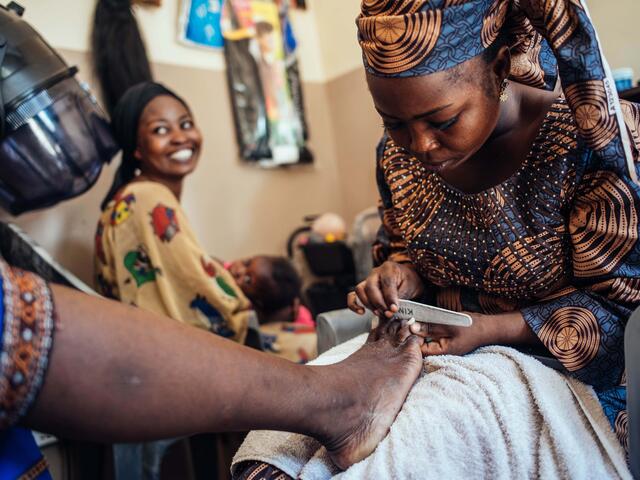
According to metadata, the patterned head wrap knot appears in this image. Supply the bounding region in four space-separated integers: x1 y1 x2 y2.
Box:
357 0 638 182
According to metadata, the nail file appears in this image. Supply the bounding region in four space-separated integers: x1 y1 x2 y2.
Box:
394 299 473 327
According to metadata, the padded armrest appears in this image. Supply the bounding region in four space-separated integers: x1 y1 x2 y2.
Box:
316 309 373 354
626 308 640 478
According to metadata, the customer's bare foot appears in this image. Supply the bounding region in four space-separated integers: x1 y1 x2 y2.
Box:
314 320 424 470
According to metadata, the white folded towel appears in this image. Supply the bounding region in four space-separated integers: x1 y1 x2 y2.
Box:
233 334 631 480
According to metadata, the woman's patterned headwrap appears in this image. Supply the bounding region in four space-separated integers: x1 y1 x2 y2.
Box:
357 0 638 181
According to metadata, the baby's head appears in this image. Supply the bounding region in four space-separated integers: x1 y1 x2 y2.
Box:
229 255 302 323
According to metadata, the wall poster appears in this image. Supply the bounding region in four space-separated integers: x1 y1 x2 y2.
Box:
221 0 312 167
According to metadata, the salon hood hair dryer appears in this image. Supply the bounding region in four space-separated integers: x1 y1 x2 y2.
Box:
0 2 117 215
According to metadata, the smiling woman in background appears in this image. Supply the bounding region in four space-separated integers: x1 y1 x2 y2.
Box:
95 82 252 342
93 82 256 480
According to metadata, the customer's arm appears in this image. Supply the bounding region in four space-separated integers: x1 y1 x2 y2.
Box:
26 283 324 440
6 266 424 470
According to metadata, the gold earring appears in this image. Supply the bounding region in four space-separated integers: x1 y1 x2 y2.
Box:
499 79 509 103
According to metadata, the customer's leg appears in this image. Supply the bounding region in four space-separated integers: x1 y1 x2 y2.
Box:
25 285 424 470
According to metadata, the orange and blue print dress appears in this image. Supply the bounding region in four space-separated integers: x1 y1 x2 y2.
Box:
0 259 55 479
374 98 640 453
94 181 251 342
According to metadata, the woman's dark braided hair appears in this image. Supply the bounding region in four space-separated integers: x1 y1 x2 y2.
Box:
91 0 153 115
91 0 154 210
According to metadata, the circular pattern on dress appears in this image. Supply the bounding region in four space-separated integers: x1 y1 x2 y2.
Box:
538 307 600 372
570 170 638 278
565 81 618 151
614 410 628 452
575 104 600 130
556 326 579 350
375 17 407 43
358 9 442 75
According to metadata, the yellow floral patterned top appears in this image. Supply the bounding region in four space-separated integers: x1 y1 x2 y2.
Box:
94 181 250 343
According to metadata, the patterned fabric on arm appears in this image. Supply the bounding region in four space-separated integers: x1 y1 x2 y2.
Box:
373 136 413 267
233 461 293 480
0 260 55 429
520 163 638 388
0 259 55 479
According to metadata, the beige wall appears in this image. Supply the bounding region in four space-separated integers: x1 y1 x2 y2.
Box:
326 69 381 223
588 0 640 84
311 0 363 82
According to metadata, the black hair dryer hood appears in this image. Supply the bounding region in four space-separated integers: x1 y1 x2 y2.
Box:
0 2 117 215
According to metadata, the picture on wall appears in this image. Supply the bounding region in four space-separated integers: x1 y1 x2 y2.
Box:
221 0 312 167
179 0 225 49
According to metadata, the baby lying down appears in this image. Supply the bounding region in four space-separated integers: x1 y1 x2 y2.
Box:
228 256 317 362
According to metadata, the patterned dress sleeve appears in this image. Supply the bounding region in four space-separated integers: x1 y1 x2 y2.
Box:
521 102 640 392
0 259 55 430
372 136 412 266
98 182 250 343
